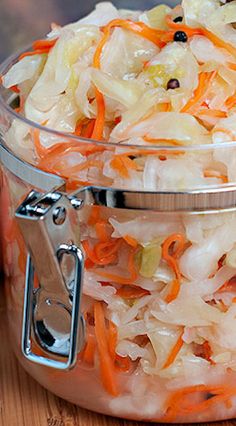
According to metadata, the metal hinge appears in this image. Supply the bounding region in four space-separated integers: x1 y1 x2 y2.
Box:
16 190 85 370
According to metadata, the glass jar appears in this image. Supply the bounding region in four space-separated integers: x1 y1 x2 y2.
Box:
2 47 236 424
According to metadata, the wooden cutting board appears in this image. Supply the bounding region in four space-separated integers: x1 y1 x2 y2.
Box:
0 284 235 426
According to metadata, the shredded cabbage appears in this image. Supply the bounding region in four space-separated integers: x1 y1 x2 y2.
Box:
4 1 236 420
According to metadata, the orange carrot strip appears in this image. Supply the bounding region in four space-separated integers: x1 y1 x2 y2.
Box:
10 84 20 93
88 206 101 225
107 321 118 361
91 88 105 141
166 15 236 57
83 334 96 365
62 159 104 176
227 62 236 71
32 128 48 158
94 239 122 261
82 119 96 138
117 286 150 299
107 321 132 372
165 279 181 304
212 127 236 141
162 234 186 303
74 120 83 136
162 234 185 277
95 221 109 242
162 331 184 369
196 109 227 118
143 136 183 146
204 170 228 184
32 38 58 50
19 38 57 60
123 235 139 249
19 48 50 60
181 71 216 113
95 249 138 285
94 302 119 396
82 240 117 266
202 28 236 58
164 385 236 422
226 93 236 109
110 20 165 47
110 155 139 178
93 26 111 69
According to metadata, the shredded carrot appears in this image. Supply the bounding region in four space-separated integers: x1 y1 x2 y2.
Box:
82 240 119 266
88 206 101 225
164 384 236 422
107 321 118 361
202 28 236 58
32 128 47 158
107 321 132 372
91 88 105 141
94 239 122 261
204 170 228 184
143 136 182 146
82 119 96 138
91 19 167 141
116 286 150 299
10 84 20 93
19 38 57 60
74 120 83 136
226 93 236 110
181 71 216 114
105 19 166 48
0 75 19 93
95 248 138 285
83 334 96 365
165 279 181 304
19 48 51 60
196 109 227 119
193 341 213 363
212 127 236 141
162 234 186 303
225 399 233 409
110 155 139 179
227 62 236 71
123 235 138 249
61 159 104 176
94 302 119 396
32 38 58 51
166 15 236 57
95 221 109 242
162 331 184 369
162 233 186 279
233 297 236 303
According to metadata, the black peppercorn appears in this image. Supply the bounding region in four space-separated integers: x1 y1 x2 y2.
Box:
174 31 188 43
173 16 183 23
167 78 180 90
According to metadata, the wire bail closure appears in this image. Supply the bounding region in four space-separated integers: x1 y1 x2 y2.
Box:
16 190 85 370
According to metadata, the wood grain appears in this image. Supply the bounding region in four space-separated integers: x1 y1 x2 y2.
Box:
0 285 235 426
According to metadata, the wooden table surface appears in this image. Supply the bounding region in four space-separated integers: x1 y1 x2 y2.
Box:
0 283 235 426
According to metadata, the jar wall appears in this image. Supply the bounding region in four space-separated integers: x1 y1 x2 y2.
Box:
2 165 236 422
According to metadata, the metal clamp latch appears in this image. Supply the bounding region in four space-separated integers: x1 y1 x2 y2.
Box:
16 190 85 370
